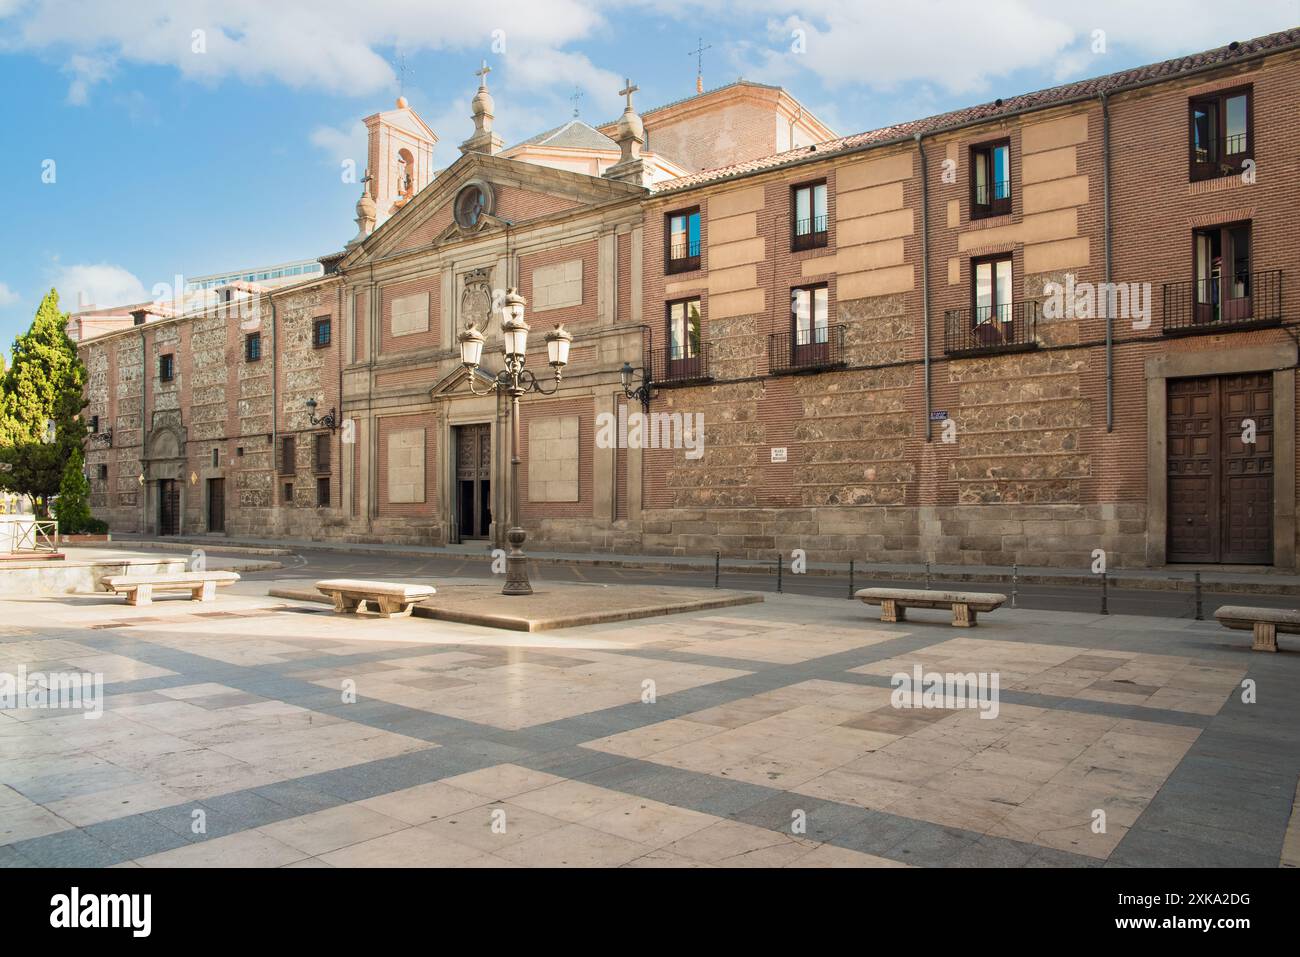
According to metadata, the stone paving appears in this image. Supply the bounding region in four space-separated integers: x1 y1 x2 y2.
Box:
1 581 1298 868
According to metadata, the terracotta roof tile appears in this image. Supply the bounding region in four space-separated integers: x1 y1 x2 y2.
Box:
652 27 1300 194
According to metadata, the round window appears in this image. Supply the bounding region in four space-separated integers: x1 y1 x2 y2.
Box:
454 184 489 228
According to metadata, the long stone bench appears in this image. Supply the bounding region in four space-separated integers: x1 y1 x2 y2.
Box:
316 579 435 619
1214 605 1300 652
101 571 240 606
855 587 1007 627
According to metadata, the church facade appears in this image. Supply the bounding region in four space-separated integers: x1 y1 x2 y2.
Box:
77 29 1300 570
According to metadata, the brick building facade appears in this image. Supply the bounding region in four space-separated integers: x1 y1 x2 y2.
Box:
78 29 1300 569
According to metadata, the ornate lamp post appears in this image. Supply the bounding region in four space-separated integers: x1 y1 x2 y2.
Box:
458 288 573 595
619 361 652 412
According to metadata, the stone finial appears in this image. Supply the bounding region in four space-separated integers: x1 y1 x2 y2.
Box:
603 78 652 188
348 169 377 245
459 60 503 156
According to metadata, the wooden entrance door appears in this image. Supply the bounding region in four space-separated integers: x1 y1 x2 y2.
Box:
207 478 225 533
158 479 180 536
1167 373 1272 563
454 424 492 540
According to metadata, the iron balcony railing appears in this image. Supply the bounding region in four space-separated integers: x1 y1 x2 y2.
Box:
667 237 702 272
943 301 1040 356
972 180 1011 205
769 325 846 374
648 342 711 386
1162 269 1281 335
1191 133 1251 180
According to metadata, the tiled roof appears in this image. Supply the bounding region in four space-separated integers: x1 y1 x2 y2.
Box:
509 119 618 152
653 27 1300 194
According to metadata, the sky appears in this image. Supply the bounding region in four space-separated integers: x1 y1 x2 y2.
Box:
0 0 1297 350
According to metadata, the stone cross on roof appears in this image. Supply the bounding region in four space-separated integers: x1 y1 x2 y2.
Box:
475 60 491 86
619 78 638 110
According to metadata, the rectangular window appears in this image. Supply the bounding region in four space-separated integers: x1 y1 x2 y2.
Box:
792 181 829 250
158 354 174 382
313 317 332 349
89 415 99 433
98 464 108 480
1193 222 1253 324
667 298 702 360
283 482 294 504
211 448 219 468
973 256 1014 326
245 332 261 362
791 285 830 344
280 436 295 475
314 433 330 473
970 139 1011 218
316 476 330 508
665 207 701 274
1190 87 1252 181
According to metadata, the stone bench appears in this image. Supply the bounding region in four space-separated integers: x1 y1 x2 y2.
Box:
1214 605 1300 652
101 571 240 606
316 579 435 619
855 587 1007 627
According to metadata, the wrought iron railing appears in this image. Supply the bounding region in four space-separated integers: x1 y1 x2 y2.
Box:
1191 133 1251 179
769 325 845 374
1162 269 1281 335
944 301 1040 356
648 343 711 386
667 238 702 272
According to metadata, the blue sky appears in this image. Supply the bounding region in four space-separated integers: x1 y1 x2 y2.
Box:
1 0 1296 350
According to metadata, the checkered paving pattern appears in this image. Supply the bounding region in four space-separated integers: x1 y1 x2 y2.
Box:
1 587 1297 868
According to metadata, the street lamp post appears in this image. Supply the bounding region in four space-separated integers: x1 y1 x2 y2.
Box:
457 288 572 596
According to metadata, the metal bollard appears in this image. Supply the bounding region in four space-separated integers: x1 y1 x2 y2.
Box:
714 550 720 589
848 559 855 600
1100 573 1109 615
1012 563 1018 609
925 561 931 591
776 553 783 593
1194 571 1203 621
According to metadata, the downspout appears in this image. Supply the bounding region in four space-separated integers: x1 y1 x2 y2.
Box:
269 291 278 460
915 132 932 441
1100 91 1114 432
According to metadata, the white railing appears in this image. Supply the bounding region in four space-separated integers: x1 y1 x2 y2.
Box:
1 518 59 554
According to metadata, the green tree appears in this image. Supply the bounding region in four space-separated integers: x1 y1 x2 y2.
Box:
0 289 89 517
53 447 92 533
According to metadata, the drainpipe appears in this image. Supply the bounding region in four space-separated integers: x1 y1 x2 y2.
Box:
1101 92 1114 432
915 132 932 441
269 292 278 458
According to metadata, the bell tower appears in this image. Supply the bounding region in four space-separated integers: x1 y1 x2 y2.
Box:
362 96 438 228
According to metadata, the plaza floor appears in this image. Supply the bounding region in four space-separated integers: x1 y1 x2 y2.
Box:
2 579 1298 868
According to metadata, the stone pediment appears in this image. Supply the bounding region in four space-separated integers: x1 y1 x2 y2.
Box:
429 363 499 401
343 152 647 268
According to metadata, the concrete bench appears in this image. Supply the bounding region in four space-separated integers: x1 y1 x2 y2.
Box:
101 571 240 606
1214 605 1300 652
316 579 435 619
855 587 1007 627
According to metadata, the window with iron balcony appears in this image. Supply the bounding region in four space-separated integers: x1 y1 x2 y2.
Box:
1189 86 1252 182
791 181 828 251
970 139 1011 219
664 207 701 274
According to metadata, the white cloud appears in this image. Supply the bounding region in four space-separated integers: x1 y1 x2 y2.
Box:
52 263 147 312
660 0 1299 97
62 52 114 105
310 120 368 167
0 282 21 307
5 0 611 96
